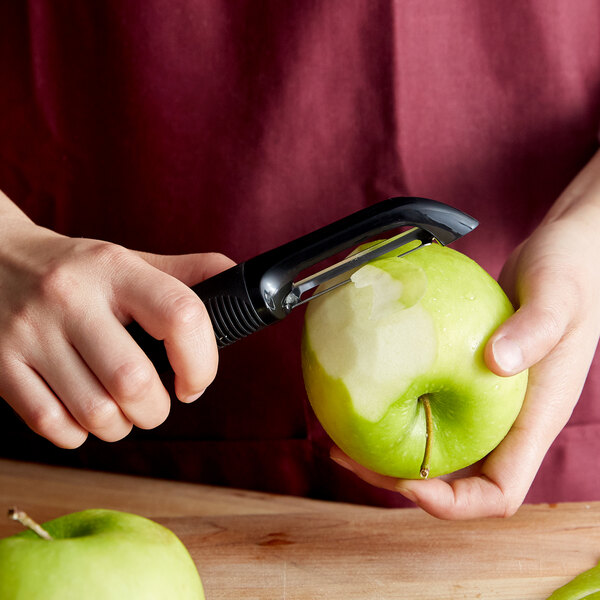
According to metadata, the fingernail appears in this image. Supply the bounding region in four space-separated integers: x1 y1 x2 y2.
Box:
492 336 523 374
395 483 417 503
331 455 353 472
181 389 205 403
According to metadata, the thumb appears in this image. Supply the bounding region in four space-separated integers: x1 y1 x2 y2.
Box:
133 251 236 287
484 269 574 377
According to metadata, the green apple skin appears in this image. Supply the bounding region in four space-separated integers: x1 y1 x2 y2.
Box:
546 561 600 599
302 243 528 479
0 509 204 600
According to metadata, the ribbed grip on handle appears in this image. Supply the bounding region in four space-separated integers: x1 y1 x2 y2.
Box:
206 295 266 348
124 293 267 369
124 263 270 370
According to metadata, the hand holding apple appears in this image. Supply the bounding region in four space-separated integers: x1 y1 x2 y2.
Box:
322 153 600 520
0 507 204 599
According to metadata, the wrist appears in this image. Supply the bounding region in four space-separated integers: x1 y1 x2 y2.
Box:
542 148 600 227
0 211 64 271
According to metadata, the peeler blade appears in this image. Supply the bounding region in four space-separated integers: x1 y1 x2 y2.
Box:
285 226 436 310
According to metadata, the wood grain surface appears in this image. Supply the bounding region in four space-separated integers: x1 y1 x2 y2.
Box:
1 458 599 599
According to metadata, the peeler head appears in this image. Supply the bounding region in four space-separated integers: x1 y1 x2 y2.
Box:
253 197 479 315
186 197 478 348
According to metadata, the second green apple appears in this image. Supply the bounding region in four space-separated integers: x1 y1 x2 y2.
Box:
0 509 204 600
302 242 528 479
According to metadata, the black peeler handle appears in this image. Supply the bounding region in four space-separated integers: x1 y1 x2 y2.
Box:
125 197 477 370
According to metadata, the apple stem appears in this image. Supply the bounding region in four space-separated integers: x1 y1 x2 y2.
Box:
8 507 53 540
419 394 433 479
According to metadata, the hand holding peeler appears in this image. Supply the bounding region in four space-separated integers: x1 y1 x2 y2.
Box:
126 197 478 370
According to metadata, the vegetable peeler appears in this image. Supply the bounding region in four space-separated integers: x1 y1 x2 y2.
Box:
126 197 478 369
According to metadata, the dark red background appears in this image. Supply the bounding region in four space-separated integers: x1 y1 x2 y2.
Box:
1 1 600 506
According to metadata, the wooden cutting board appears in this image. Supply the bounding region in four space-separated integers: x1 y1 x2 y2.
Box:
1 459 600 599
175 503 600 599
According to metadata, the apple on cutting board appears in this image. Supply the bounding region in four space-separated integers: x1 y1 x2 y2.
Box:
0 508 204 600
302 242 528 479
546 560 600 599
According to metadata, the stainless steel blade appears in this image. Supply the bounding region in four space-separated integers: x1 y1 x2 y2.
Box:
283 227 436 310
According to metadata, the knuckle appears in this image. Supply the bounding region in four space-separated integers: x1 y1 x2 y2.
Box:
108 361 155 401
88 241 130 267
28 404 67 439
531 262 587 316
162 293 207 331
37 263 79 306
207 252 236 269
557 268 587 306
535 304 566 340
79 397 121 431
37 242 132 305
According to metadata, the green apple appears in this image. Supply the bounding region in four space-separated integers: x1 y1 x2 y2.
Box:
546 561 600 599
0 508 204 600
302 242 528 479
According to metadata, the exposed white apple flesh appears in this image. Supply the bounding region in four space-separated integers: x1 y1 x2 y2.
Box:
302 243 528 479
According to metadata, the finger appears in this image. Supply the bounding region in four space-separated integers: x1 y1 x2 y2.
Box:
330 446 509 519
67 310 171 430
332 444 518 519
0 358 88 449
331 396 554 519
31 340 133 442
116 261 218 402
393 415 544 519
496 241 525 307
485 264 578 376
135 251 236 286
125 252 234 402
331 447 513 519
330 447 403 492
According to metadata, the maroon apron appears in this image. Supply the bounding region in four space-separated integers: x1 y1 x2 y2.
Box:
1 1 600 506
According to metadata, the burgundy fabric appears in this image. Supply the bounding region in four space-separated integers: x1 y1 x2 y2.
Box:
1 1 600 506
